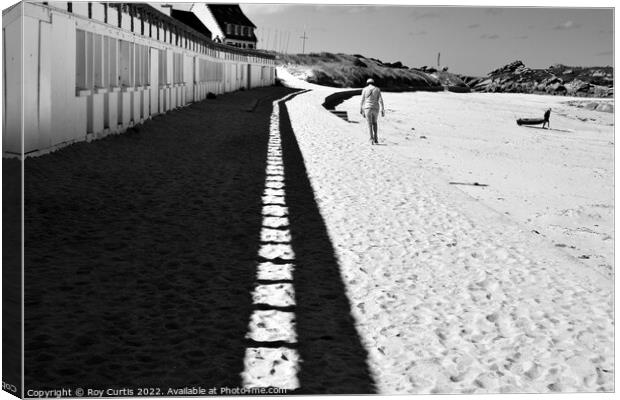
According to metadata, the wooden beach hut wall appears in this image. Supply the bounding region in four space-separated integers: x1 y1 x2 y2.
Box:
2 2 276 156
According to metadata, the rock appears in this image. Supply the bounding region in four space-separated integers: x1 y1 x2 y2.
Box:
488 60 525 75
565 79 591 95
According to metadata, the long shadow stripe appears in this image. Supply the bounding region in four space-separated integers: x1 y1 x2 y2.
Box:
279 93 377 394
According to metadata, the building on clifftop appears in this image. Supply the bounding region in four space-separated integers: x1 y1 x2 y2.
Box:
191 4 258 49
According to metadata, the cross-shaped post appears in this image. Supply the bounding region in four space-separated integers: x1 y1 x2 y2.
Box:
300 31 308 54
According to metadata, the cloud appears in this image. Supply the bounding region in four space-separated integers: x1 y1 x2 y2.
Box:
598 29 613 35
596 51 612 56
553 20 581 30
514 35 528 40
467 23 480 29
484 8 503 16
480 33 500 39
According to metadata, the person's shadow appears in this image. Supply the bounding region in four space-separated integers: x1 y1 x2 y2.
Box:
521 125 572 133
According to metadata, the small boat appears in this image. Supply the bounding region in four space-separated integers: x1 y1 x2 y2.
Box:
516 118 545 126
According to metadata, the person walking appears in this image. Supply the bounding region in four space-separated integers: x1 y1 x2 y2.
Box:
360 78 385 144
542 108 551 129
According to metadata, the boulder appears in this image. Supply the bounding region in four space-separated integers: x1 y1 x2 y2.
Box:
565 79 591 95
542 76 563 85
488 60 525 75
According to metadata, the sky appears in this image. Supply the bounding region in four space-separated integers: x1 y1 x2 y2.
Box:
240 4 614 76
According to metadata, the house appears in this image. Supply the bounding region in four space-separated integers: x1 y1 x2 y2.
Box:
189 4 258 49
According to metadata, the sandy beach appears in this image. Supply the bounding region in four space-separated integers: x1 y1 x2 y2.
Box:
339 91 614 278
278 68 613 393
22 73 613 394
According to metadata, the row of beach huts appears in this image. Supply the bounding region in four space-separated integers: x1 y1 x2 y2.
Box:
3 2 277 156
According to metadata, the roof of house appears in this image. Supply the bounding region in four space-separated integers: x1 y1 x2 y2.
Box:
170 9 212 40
208 4 257 41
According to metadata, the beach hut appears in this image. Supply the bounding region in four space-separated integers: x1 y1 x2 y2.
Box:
2 2 275 156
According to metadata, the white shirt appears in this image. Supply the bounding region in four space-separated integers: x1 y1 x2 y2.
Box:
360 84 385 112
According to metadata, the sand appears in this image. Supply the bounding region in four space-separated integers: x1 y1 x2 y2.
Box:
24 87 303 390
278 69 613 393
339 91 614 278
21 69 614 394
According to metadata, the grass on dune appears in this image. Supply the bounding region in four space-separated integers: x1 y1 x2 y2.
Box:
278 52 443 90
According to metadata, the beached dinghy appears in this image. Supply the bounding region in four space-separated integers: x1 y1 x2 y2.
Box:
516 118 546 126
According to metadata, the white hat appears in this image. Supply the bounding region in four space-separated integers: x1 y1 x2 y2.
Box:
366 78 374 84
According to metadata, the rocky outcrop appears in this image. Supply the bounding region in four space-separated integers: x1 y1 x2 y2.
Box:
278 53 612 97
471 60 613 97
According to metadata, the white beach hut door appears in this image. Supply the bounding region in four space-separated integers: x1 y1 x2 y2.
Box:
149 48 159 115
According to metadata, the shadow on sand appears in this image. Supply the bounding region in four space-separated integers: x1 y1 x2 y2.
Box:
24 87 297 390
23 86 375 394
521 125 573 133
3 157 23 397
278 96 377 394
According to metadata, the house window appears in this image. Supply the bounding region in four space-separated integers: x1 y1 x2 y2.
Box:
248 43 254 49
235 25 239 35
76 30 103 90
76 29 87 89
119 40 133 87
134 44 149 86
104 36 118 87
226 24 232 35
173 53 183 84
158 49 167 84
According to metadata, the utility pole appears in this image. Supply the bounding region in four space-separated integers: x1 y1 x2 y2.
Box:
300 31 308 54
437 52 440 68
